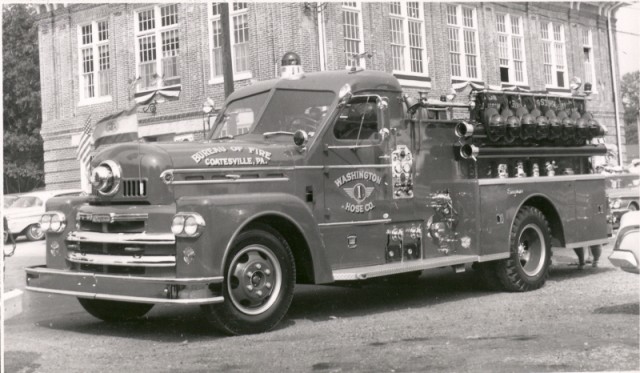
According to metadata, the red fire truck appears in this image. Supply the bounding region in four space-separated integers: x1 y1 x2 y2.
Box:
27 60 609 335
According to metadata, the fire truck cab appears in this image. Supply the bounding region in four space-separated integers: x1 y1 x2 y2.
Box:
27 64 609 335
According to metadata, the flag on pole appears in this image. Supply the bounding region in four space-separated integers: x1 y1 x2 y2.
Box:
93 105 139 149
76 115 93 169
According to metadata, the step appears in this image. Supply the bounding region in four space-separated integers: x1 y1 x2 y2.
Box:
332 255 478 281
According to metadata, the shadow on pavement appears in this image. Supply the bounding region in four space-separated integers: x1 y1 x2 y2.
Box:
593 302 639 315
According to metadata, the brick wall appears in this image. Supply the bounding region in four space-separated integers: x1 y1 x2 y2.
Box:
37 2 625 189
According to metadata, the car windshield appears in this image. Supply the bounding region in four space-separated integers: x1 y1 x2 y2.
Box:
209 89 335 140
11 196 43 208
3 196 18 208
607 174 640 189
208 91 270 140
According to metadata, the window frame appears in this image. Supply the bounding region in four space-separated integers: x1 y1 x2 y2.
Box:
342 2 366 69
133 4 181 93
77 19 112 106
446 4 482 81
581 27 598 93
207 2 253 85
496 13 528 85
540 21 569 88
389 2 429 79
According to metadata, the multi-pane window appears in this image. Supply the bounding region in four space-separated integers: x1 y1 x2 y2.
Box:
209 2 251 81
389 2 427 74
541 21 568 88
135 4 180 91
582 28 596 89
446 5 480 79
496 14 527 84
342 2 365 68
78 20 110 101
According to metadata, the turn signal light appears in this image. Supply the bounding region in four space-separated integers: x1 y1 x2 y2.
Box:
171 213 206 238
40 212 66 233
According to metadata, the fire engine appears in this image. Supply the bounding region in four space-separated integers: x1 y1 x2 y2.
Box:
27 54 610 335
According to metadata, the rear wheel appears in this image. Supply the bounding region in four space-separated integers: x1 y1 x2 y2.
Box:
77 298 153 321
202 224 295 335
495 206 552 292
25 224 44 241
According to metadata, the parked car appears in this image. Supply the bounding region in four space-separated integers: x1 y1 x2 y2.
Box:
609 211 640 274
606 173 640 229
4 189 82 242
3 194 22 209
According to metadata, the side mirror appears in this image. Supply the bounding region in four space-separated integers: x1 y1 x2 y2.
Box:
293 130 309 148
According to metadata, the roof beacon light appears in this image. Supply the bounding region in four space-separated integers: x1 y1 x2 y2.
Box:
281 52 304 80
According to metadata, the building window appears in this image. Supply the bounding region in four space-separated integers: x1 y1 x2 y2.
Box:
134 4 180 91
78 20 110 102
582 28 597 90
496 14 527 84
446 5 480 80
208 2 251 82
342 2 365 68
541 21 568 88
389 2 427 75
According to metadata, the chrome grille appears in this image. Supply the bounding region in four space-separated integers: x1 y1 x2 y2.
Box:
122 179 147 197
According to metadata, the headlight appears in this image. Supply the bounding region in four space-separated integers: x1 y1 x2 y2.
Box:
90 160 122 196
612 199 622 209
40 214 52 232
171 213 205 238
171 215 185 235
40 212 66 233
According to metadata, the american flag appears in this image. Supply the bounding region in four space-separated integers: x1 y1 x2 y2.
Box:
75 115 93 169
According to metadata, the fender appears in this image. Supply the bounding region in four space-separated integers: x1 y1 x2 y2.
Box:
175 193 333 284
512 193 565 247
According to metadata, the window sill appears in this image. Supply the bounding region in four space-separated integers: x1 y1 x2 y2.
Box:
545 86 571 92
78 95 112 107
451 77 484 83
136 84 182 94
393 71 431 88
209 71 253 85
501 82 530 88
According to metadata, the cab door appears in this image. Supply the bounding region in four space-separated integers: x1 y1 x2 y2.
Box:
320 95 392 269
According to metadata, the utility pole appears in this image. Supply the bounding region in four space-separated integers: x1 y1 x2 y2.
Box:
220 3 234 98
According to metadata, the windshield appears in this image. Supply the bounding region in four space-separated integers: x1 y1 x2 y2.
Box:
252 90 334 135
209 89 335 140
11 196 43 208
208 91 270 139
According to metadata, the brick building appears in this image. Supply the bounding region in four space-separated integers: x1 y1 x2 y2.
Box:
35 2 625 189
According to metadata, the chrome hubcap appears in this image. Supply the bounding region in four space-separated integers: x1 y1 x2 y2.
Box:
518 224 546 276
228 245 281 315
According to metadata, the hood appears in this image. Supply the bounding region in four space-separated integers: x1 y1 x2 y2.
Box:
145 138 302 169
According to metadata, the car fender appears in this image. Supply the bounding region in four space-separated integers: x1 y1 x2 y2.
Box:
175 193 333 283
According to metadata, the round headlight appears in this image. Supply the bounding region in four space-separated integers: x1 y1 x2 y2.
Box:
612 199 622 209
40 214 51 232
50 214 61 232
184 216 199 236
90 160 121 196
171 215 185 235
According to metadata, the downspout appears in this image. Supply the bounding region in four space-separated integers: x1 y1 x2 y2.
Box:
606 2 625 165
317 5 327 71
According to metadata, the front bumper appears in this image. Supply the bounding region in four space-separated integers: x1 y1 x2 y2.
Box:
26 266 225 305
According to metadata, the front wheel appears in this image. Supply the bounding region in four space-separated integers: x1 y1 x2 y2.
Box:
495 206 552 292
202 224 295 335
77 298 153 321
25 224 44 241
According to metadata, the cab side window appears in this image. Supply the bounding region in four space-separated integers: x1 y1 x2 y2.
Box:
333 96 379 140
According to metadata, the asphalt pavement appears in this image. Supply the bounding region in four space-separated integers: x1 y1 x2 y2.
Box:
3 237 639 372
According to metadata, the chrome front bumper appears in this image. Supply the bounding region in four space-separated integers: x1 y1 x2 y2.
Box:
26 266 224 305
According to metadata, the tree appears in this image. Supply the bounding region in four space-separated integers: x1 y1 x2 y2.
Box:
3 4 44 193
621 71 639 145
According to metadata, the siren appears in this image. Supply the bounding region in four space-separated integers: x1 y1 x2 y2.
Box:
280 51 304 79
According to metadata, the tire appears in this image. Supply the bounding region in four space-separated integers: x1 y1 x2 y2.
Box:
77 298 153 321
202 224 295 335
495 206 552 292
25 224 44 241
628 203 638 211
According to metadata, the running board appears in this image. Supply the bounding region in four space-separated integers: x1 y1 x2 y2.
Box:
332 255 478 281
